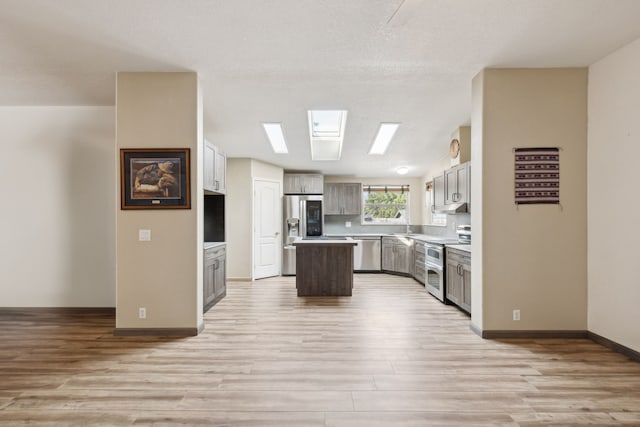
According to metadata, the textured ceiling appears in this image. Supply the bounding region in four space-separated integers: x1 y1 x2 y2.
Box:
2 0 640 177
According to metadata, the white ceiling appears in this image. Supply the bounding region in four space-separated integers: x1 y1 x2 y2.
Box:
2 0 640 177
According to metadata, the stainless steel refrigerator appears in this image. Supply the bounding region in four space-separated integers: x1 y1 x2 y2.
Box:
282 195 323 275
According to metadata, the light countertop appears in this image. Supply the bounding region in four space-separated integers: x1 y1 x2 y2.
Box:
204 242 226 250
446 244 472 253
293 237 357 245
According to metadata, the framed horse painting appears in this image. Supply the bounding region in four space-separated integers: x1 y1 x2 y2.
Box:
120 148 191 209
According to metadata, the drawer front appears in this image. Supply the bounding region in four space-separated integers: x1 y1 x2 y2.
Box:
446 249 470 265
415 251 425 264
205 247 225 260
382 237 401 245
414 264 425 283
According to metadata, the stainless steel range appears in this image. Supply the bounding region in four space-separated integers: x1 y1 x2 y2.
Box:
425 241 447 302
423 229 471 302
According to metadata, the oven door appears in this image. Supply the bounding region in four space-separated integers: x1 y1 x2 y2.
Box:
425 262 444 302
425 244 444 265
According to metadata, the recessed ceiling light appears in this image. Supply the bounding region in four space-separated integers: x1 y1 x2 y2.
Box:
308 110 348 161
369 123 400 155
262 123 288 154
396 166 409 175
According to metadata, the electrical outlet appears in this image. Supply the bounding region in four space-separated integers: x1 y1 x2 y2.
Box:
513 309 520 321
139 229 151 241
345 221 351 228
138 307 146 319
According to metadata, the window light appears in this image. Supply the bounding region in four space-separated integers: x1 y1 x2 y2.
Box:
308 110 348 161
369 123 400 155
262 123 288 154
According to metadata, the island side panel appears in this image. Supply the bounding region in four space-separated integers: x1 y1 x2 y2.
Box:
296 244 354 296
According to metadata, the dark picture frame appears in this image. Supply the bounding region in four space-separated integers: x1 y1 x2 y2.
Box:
120 148 191 209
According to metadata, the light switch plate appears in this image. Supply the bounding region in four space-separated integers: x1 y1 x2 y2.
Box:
138 229 151 241
345 221 351 228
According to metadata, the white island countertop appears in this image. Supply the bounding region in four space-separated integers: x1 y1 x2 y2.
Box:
293 237 357 245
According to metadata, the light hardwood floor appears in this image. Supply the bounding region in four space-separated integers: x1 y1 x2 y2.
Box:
2 274 640 426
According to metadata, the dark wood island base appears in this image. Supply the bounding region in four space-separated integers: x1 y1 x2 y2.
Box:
293 238 357 296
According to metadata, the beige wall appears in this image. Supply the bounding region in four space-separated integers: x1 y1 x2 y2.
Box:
470 71 484 330
227 158 283 280
226 158 253 280
0 106 115 306
116 72 202 330
588 38 640 352
474 68 588 331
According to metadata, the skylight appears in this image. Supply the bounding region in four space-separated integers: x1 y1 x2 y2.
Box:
262 123 288 154
308 110 348 161
369 123 400 155
310 110 344 137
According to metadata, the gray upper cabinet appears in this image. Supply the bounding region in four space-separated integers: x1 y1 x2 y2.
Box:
324 183 362 215
283 173 323 194
204 139 226 194
432 174 445 212
433 161 470 212
445 162 468 205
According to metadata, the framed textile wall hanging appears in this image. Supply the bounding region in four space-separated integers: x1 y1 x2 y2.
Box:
514 147 559 205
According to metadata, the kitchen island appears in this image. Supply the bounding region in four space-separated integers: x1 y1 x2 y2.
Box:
292 237 357 296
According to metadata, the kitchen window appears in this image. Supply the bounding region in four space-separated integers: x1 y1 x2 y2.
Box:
362 185 409 225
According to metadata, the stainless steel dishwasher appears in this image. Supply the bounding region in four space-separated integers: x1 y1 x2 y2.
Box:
351 236 381 272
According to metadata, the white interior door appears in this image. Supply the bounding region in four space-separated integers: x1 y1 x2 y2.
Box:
253 179 281 279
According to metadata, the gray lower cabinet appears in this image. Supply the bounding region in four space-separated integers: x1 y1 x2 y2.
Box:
324 183 362 215
382 236 413 275
413 241 425 284
204 244 226 313
445 247 471 313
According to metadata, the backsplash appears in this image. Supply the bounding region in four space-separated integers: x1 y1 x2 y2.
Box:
420 213 470 237
324 212 470 236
